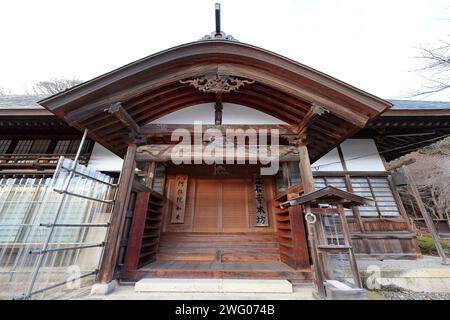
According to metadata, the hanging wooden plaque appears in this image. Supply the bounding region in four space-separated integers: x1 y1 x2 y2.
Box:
253 174 269 227
170 174 188 224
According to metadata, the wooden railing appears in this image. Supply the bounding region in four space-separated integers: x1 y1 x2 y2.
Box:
122 190 165 272
273 184 310 270
0 153 90 170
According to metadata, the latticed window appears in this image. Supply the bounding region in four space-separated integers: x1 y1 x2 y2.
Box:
152 164 166 194
53 140 82 154
0 140 12 154
288 162 301 186
274 161 302 193
314 176 400 218
53 140 71 154
275 170 285 193
67 140 81 153
314 177 347 191
29 140 51 154
12 140 33 154
350 177 399 217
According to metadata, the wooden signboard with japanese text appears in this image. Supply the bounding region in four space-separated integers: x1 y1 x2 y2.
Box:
170 174 188 224
253 174 269 227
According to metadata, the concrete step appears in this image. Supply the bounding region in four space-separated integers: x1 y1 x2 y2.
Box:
134 278 293 293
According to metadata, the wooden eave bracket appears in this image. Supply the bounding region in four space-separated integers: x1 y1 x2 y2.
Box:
294 104 329 136
105 102 140 136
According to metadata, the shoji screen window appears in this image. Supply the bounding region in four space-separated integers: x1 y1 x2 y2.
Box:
350 177 400 217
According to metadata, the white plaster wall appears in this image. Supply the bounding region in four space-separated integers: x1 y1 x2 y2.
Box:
88 143 123 172
149 103 287 125
311 139 386 172
87 139 384 173
311 148 343 171
340 139 386 171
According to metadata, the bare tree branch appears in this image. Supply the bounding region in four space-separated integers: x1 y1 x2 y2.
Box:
31 77 83 95
412 36 450 97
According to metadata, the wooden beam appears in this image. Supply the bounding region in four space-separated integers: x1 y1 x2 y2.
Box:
385 158 416 171
139 124 295 136
294 104 329 135
97 141 137 283
135 144 301 162
105 102 140 135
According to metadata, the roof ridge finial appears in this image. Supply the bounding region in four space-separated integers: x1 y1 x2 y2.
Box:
201 3 238 41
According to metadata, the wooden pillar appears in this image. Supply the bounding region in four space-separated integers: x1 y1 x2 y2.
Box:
337 203 363 288
304 204 326 297
387 174 414 232
337 146 365 233
145 162 156 189
287 193 311 269
403 167 448 265
122 191 150 272
297 143 314 194
98 141 137 283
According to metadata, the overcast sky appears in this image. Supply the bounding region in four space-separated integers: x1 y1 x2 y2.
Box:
1 0 449 101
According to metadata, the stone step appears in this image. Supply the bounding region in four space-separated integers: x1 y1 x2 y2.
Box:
134 278 293 293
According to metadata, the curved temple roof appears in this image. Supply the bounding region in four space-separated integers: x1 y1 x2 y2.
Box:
38 40 392 159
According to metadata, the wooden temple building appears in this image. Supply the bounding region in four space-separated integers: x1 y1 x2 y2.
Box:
1 7 450 297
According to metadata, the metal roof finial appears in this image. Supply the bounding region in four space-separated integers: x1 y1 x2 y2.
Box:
201 3 238 41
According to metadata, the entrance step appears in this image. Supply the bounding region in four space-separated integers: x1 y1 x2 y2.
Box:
155 232 280 262
121 261 313 285
134 278 293 293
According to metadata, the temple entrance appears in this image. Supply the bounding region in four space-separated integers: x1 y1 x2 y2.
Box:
120 164 312 283
193 178 250 232
162 165 275 234
157 165 278 263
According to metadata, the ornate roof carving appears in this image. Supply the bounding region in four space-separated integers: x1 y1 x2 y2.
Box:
180 73 254 94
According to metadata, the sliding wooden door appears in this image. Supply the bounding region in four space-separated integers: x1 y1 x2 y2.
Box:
192 178 250 232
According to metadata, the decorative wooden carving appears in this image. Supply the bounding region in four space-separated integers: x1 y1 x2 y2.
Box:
170 174 188 224
136 144 300 162
180 73 254 94
253 174 269 227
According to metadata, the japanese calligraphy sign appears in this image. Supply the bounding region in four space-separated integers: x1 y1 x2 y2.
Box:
253 174 269 227
170 174 188 224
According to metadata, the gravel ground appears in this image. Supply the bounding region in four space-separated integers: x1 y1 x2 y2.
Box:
371 285 450 300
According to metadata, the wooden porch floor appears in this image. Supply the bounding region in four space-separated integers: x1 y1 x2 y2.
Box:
121 260 312 284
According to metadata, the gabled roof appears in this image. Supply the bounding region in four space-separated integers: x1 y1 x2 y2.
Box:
280 186 375 209
36 40 392 158
2 96 449 112
0 95 47 109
